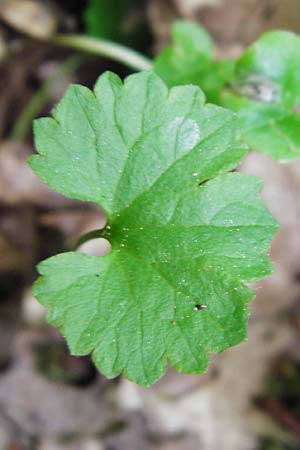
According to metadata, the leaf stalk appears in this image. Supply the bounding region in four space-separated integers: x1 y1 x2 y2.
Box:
51 34 153 72
72 228 109 251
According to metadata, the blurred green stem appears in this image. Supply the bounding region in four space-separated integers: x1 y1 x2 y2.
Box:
11 54 84 141
12 33 152 141
51 34 152 71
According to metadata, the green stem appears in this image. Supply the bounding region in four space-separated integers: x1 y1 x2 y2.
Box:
51 34 153 72
11 54 84 141
11 31 152 140
72 228 108 251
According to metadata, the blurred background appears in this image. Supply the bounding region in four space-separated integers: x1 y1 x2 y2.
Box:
1 1 300 449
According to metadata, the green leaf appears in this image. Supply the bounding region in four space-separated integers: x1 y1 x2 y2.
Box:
84 0 130 40
154 21 235 104
29 71 277 386
222 31 300 161
84 0 147 47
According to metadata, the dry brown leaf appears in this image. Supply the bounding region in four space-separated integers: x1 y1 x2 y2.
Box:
0 0 58 39
0 141 75 207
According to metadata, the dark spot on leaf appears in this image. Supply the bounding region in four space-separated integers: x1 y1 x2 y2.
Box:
194 304 207 311
198 178 209 187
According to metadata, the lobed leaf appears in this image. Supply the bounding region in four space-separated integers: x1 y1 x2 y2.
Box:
84 0 131 40
222 31 300 161
29 71 277 386
154 21 235 104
